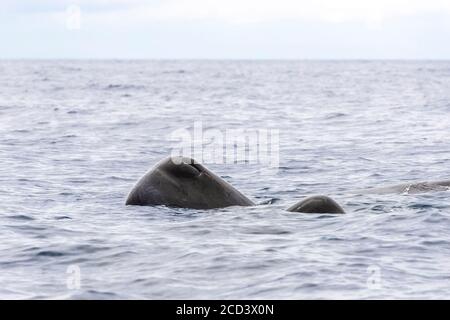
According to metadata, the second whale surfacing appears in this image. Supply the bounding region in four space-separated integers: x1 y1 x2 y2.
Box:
287 195 345 214
126 156 255 209
360 180 450 195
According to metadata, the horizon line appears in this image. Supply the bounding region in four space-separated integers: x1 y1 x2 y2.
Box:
1 58 450 61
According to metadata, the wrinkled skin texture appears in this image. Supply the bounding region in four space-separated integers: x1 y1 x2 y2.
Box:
287 195 345 214
126 156 255 209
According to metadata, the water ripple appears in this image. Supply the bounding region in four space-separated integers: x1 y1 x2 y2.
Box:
1 60 450 299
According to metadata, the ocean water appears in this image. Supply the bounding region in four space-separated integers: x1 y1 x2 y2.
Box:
1 60 450 299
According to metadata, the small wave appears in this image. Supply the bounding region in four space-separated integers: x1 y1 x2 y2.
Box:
420 240 450 246
325 112 347 119
370 204 390 212
321 236 345 241
162 69 187 74
108 175 132 181
408 203 434 209
258 198 280 205
61 290 125 300
104 84 146 90
59 66 82 72
66 179 88 184
59 192 74 196
7 214 35 221
36 251 66 257
54 216 72 220
243 227 291 235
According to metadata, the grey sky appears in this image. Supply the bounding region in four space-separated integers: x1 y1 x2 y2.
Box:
1 0 450 59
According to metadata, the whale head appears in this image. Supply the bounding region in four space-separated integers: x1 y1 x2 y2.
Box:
126 156 255 209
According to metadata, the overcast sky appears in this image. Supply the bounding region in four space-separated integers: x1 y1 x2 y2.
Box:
1 0 450 59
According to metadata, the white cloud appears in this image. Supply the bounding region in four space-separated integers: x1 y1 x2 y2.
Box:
2 0 450 59
5 0 450 26
71 0 450 24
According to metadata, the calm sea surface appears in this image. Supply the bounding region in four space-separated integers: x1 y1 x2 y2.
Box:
1 60 450 299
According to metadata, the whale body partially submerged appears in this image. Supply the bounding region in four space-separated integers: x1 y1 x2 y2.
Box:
126 156 255 209
287 195 345 214
126 156 345 213
361 180 450 195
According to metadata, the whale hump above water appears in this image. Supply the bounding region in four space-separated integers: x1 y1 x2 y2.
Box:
126 156 255 209
287 195 345 214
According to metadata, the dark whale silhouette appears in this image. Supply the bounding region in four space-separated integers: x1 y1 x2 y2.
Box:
361 180 450 195
287 195 345 214
126 156 255 209
126 156 346 213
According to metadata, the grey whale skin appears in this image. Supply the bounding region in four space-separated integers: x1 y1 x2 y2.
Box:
126 156 255 209
361 180 450 194
287 195 345 214
126 156 345 213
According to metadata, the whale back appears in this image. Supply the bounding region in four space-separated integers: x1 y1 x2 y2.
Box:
361 180 450 195
287 195 345 214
